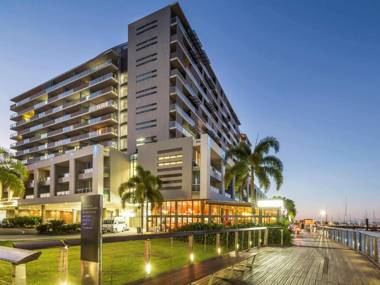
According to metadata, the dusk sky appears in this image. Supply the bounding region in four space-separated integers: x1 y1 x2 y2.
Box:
0 0 379 220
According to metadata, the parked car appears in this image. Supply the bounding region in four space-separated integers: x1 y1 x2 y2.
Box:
102 217 128 233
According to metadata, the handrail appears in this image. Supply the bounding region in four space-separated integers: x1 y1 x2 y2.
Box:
14 226 279 250
317 226 379 265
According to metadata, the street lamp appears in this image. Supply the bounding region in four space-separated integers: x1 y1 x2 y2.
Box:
320 209 327 224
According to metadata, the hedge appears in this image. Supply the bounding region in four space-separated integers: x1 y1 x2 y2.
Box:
36 220 81 234
0 216 41 228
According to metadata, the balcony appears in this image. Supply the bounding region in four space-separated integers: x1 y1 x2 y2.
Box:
25 195 34 200
169 121 195 139
76 187 92 194
12 72 117 121
78 168 93 180
38 177 50 186
15 100 117 138
12 86 116 129
11 60 116 111
56 191 70 196
170 86 197 115
15 127 117 157
39 193 50 198
210 167 222 181
210 185 221 194
58 173 70 183
192 184 200 192
169 104 195 127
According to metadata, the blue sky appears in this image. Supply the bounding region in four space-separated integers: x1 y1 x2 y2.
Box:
0 0 379 220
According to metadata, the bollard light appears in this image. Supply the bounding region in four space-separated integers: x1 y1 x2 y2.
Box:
189 252 195 263
217 247 221 255
249 241 252 246
145 262 152 275
236 243 240 250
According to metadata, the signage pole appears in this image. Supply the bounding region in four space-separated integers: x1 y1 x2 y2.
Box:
80 194 103 285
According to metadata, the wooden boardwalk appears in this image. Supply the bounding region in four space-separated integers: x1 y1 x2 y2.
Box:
200 231 380 285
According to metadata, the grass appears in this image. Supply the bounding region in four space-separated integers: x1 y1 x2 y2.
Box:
0 238 218 285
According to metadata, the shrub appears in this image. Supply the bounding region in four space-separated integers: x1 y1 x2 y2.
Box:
36 220 81 234
1 216 41 228
175 222 292 247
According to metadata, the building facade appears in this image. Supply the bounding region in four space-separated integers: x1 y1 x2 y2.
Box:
5 3 274 227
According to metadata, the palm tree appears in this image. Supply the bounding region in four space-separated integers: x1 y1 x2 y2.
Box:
273 196 296 222
225 137 283 204
0 148 29 200
119 165 163 233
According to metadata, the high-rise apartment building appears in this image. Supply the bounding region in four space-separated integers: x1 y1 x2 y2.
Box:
5 4 271 228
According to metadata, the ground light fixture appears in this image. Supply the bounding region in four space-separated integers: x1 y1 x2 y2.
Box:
145 262 152 275
189 252 195 263
217 247 222 255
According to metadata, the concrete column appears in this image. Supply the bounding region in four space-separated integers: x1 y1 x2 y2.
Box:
221 163 226 196
50 164 56 197
12 264 26 285
33 169 40 198
69 158 76 195
72 209 77 223
200 135 210 199
41 204 46 224
92 145 104 194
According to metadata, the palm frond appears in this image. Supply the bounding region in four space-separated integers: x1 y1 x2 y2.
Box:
254 136 280 154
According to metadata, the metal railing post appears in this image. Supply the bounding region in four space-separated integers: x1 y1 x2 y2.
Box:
235 231 239 253
264 228 268 246
281 229 284 246
373 237 378 263
366 234 370 256
258 230 262 248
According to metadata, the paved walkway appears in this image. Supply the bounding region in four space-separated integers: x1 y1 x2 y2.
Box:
208 231 380 285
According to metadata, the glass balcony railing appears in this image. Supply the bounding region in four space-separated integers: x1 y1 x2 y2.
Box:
169 121 195 139
210 185 221 194
45 59 113 94
169 104 195 127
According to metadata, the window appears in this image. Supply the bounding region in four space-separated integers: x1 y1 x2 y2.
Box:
136 119 157 130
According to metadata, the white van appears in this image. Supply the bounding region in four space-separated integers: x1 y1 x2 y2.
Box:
102 217 128 233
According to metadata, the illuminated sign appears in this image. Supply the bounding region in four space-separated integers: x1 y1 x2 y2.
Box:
257 199 284 208
0 200 18 208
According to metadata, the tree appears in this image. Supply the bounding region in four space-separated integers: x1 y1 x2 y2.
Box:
273 196 297 222
119 165 163 233
225 137 283 204
0 148 29 200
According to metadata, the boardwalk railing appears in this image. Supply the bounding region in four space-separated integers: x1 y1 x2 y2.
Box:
317 226 379 265
7 226 284 285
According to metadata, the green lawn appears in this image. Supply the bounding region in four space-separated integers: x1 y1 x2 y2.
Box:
0 238 218 285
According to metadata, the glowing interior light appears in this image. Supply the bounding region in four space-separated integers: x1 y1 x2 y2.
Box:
217 247 221 255
145 262 151 274
189 252 194 262
257 200 284 208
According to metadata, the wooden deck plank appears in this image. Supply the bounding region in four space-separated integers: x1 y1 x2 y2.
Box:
238 231 379 285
